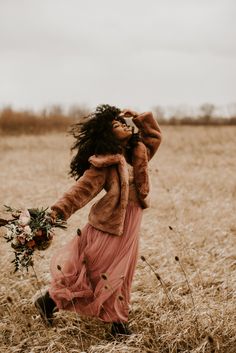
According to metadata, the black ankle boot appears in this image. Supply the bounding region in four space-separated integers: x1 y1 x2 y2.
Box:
111 322 132 337
34 291 57 326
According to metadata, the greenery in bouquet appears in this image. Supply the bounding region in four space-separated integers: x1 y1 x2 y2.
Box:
1 206 67 272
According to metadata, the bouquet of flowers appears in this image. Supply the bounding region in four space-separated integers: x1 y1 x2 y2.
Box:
0 205 66 272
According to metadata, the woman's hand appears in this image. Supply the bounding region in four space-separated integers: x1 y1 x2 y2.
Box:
119 109 139 118
48 209 58 224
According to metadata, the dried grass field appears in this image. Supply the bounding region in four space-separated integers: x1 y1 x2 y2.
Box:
0 126 236 353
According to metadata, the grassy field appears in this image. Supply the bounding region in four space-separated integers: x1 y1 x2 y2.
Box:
0 126 235 353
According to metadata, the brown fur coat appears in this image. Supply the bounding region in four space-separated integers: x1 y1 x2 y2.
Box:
51 112 162 236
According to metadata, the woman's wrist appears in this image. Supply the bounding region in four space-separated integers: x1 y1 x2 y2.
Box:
120 109 139 118
49 208 65 222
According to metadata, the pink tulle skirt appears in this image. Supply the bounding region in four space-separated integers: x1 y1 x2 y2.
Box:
49 202 143 322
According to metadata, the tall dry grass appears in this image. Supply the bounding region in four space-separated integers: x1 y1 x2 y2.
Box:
158 115 236 126
0 106 88 135
1 106 236 137
0 126 236 352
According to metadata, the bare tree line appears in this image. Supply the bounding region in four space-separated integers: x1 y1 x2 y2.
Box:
153 103 236 125
0 103 236 135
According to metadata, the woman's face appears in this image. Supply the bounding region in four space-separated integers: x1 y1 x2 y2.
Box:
112 120 132 143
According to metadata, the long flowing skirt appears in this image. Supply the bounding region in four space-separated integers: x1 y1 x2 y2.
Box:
49 202 143 322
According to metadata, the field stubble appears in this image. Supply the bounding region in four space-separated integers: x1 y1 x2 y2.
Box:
0 126 235 353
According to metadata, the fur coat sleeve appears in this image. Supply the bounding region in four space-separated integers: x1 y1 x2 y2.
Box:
132 111 162 160
51 166 107 220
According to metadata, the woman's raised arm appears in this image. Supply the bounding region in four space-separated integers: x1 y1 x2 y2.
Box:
132 111 162 160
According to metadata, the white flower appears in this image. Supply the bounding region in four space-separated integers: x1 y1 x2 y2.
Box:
18 235 26 245
24 225 32 235
23 225 33 241
6 228 13 239
19 209 31 226
12 238 20 246
6 224 17 236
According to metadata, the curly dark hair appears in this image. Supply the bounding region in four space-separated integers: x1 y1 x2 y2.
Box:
69 104 140 179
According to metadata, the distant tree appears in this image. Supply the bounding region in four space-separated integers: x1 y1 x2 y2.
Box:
39 108 47 117
153 105 165 123
171 105 188 120
68 105 90 121
226 103 236 118
48 105 64 117
200 103 215 121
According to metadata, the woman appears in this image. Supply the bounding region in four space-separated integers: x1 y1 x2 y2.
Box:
35 104 162 336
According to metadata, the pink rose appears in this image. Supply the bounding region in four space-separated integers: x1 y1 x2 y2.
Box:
17 235 26 245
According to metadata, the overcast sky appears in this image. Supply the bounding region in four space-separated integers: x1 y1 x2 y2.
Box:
0 0 235 112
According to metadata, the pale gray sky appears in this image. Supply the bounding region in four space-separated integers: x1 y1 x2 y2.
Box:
0 0 235 112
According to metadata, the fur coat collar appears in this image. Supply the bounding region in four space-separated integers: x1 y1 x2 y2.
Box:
89 142 150 208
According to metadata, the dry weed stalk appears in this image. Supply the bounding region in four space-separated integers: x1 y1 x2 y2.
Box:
56 264 85 351
174 255 200 335
140 255 173 304
158 174 201 254
169 225 204 286
99 272 119 325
